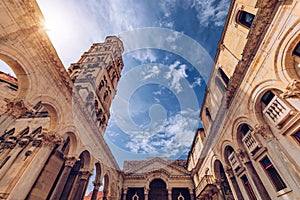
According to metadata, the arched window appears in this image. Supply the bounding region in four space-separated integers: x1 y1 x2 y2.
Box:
260 90 293 127
293 41 300 57
132 193 139 200
31 126 42 136
19 127 29 137
237 10 255 28
240 124 251 136
261 90 275 107
178 193 184 200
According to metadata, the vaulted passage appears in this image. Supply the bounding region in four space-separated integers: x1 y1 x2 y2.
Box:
149 179 168 200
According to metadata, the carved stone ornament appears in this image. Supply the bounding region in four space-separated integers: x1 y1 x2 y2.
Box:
64 156 79 167
236 149 250 163
92 181 102 189
79 170 92 180
5 99 33 118
253 124 272 140
42 131 63 147
225 166 234 178
280 79 300 99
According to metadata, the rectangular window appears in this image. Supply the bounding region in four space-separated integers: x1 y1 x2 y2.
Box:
238 11 255 28
293 131 300 144
241 174 257 200
260 156 287 191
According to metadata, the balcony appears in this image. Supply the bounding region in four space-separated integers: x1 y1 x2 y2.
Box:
263 96 293 126
242 131 261 154
195 175 215 196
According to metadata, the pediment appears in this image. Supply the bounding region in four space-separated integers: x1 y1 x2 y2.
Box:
124 157 190 176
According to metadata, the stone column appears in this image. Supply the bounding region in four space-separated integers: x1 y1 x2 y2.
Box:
215 180 225 200
225 166 244 200
7 145 54 200
144 188 149 200
91 181 102 200
73 170 92 200
237 150 271 200
167 188 172 200
189 189 195 200
49 156 78 200
122 188 127 200
103 189 108 200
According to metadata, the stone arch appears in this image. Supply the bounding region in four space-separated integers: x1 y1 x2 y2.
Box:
147 171 170 189
95 162 102 183
231 116 254 148
213 159 234 200
79 150 91 169
0 51 30 99
63 131 78 156
220 140 235 165
149 178 168 200
274 19 300 81
33 95 65 131
249 79 286 125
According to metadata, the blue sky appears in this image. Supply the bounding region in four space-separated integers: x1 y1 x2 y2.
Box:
1 0 230 167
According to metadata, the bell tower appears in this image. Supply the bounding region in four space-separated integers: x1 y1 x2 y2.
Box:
68 36 124 134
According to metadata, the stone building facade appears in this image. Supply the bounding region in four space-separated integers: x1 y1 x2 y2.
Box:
122 158 194 200
0 1 124 199
187 0 300 200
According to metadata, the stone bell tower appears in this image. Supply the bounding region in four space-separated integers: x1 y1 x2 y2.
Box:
68 36 124 134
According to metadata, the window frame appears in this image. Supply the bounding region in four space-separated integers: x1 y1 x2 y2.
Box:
236 10 255 28
259 156 287 192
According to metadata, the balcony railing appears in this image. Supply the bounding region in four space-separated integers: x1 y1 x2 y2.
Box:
263 96 292 126
228 152 241 171
242 131 261 154
195 175 215 196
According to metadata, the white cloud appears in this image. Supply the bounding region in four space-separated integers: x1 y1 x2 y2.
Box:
124 108 198 157
194 0 230 27
143 65 160 80
190 77 202 88
130 49 158 63
158 0 230 27
165 61 188 93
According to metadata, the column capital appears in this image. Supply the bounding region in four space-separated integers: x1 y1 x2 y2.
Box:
236 149 250 164
5 99 33 118
64 156 79 167
253 124 272 140
79 170 92 180
93 181 102 190
224 165 234 178
42 131 63 147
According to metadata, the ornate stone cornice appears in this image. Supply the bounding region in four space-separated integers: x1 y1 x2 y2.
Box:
226 0 282 107
42 131 63 147
5 99 33 118
280 79 300 99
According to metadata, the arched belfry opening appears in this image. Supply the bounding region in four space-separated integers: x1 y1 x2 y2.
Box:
148 179 168 200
